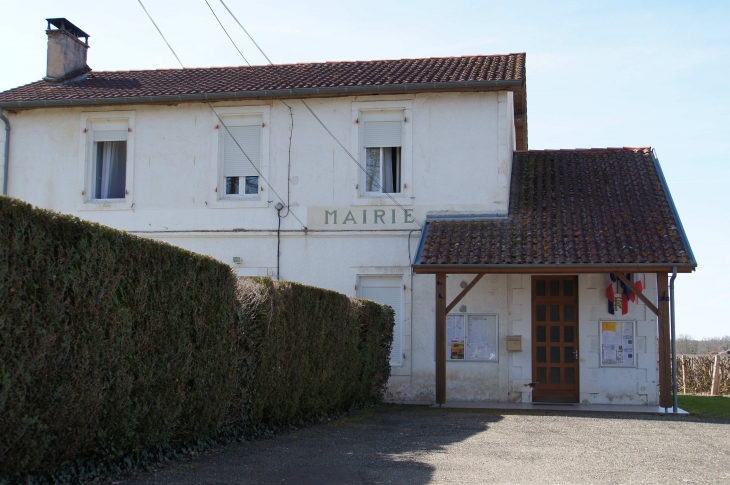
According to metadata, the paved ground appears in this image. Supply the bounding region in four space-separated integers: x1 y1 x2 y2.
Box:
112 405 729 484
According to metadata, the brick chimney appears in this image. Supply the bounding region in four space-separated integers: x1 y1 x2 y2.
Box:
44 18 91 85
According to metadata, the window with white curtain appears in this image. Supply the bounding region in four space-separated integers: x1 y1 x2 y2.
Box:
361 110 403 195
220 114 262 198
91 122 128 200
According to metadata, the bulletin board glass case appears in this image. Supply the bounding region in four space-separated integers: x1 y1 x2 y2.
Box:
599 320 636 368
445 314 498 362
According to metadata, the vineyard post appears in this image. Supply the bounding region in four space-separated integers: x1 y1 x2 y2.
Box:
711 354 721 396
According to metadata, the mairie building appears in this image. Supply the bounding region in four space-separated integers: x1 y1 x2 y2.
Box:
0 19 696 408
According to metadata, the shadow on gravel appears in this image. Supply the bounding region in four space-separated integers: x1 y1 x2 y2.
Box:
115 405 503 485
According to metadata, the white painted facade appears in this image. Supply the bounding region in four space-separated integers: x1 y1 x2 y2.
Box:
3 89 659 405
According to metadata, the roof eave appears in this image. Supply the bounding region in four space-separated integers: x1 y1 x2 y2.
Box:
650 149 697 266
0 79 525 110
411 263 697 275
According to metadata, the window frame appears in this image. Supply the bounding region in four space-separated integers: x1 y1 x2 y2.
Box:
209 105 270 209
78 111 135 211
350 100 413 206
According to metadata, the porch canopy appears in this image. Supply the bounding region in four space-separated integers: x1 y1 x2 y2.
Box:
412 147 696 407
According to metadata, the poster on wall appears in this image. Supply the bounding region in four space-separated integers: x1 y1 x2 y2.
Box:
599 320 636 367
446 315 465 359
446 314 498 362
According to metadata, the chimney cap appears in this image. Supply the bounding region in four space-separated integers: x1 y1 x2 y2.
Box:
46 18 89 44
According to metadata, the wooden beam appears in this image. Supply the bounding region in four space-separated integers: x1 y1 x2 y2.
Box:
657 273 672 408
435 273 447 405
445 274 484 314
613 273 659 316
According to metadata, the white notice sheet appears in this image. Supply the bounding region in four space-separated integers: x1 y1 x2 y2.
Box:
466 315 498 361
447 315 466 360
601 321 635 366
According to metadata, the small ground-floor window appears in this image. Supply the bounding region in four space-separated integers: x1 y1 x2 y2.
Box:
358 275 403 366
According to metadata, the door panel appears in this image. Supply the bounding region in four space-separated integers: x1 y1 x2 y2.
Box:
532 276 579 403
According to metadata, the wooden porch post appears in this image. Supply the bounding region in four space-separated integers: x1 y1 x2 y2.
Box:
657 273 672 408
435 273 447 405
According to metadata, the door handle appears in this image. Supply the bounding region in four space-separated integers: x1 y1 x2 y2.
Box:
573 349 579 359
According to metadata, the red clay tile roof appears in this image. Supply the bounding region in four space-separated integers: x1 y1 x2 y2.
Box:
415 148 695 269
0 54 525 107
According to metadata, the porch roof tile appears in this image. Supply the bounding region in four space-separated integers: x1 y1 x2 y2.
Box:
415 147 696 270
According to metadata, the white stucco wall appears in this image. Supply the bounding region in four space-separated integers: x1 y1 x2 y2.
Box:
389 272 659 404
5 91 514 229
578 273 659 405
4 89 659 405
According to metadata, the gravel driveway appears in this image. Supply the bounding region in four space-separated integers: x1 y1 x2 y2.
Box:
113 405 729 484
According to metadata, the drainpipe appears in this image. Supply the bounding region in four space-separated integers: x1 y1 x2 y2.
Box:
670 266 678 413
0 109 9 195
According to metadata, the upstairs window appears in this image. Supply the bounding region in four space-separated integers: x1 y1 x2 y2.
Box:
362 110 403 195
92 122 128 200
221 114 262 198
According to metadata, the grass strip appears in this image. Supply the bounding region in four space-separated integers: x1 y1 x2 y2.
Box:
678 394 730 419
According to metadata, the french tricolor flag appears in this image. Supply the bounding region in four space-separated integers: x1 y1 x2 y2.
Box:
632 273 644 300
606 273 617 314
619 275 630 315
606 273 644 315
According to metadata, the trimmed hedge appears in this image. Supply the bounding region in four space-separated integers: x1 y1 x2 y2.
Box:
237 279 392 428
0 196 393 482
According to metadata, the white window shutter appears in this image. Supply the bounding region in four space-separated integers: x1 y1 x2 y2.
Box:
93 131 128 142
359 276 403 366
362 110 404 148
223 125 261 177
92 120 128 142
363 122 402 147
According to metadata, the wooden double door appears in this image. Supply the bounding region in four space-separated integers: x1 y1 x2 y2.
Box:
531 276 579 403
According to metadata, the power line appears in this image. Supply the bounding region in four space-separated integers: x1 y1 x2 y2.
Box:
136 0 184 68
217 0 423 229
136 0 307 230
203 1 293 220
203 0 250 66
218 0 273 65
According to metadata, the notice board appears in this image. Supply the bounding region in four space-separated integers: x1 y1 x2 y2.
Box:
599 320 636 367
446 314 498 362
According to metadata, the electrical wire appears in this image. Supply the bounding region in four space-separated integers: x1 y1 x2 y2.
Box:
136 0 184 68
203 1 295 221
136 0 307 230
276 205 282 279
207 104 307 230
218 0 273 65
217 0 423 229
203 0 250 66
279 102 294 219
203 1 297 278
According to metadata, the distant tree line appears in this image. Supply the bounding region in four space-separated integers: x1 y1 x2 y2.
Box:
676 334 730 355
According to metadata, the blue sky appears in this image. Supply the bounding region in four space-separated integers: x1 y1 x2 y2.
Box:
2 0 728 338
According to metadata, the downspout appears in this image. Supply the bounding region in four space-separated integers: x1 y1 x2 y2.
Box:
0 109 9 195
670 266 678 413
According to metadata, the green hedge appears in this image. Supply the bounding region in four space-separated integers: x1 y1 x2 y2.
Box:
236 278 393 428
0 196 393 482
